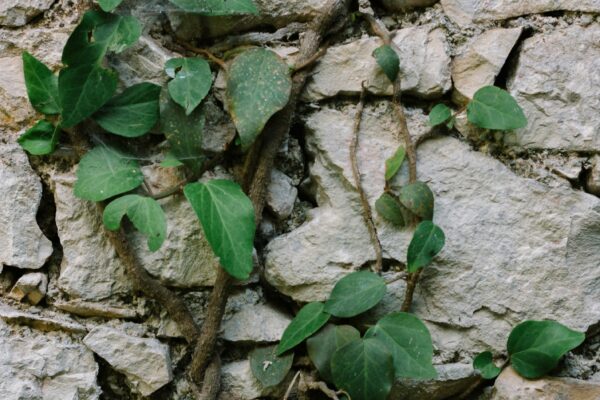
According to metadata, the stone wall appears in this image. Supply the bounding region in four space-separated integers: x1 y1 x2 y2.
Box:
1 0 600 399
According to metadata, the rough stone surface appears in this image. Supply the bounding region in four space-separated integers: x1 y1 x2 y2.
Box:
0 0 55 27
266 169 298 220
382 0 440 11
54 300 138 319
391 363 477 400
8 272 48 305
587 155 600 197
0 302 86 334
221 303 291 343
83 326 173 396
219 360 283 400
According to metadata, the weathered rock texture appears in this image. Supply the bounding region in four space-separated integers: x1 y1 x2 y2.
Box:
0 0 55 27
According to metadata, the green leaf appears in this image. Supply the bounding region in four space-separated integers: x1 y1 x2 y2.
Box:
385 146 405 181
97 0 123 11
324 271 386 318
22 52 60 115
407 221 445 273
307 325 360 383
372 44 400 82
160 151 184 168
94 83 161 137
168 0 259 15
473 351 501 380
375 193 406 226
226 48 292 150
365 312 437 380
507 320 585 379
18 120 60 156
59 64 118 127
74 146 144 202
183 180 255 280
277 302 331 356
103 194 167 251
429 104 452 127
398 181 435 221
467 86 527 130
166 58 213 115
331 338 394 400
249 345 294 388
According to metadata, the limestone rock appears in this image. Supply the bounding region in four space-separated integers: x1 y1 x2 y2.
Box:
0 144 52 270
0 302 86 334
219 359 284 400
0 0 55 27
266 169 298 220
382 0 440 11
587 155 600 197
221 303 291 343
391 363 478 400
54 300 138 319
8 273 48 305
507 25 600 152
83 326 173 396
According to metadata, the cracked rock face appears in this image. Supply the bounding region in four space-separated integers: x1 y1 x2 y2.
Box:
0 0 55 27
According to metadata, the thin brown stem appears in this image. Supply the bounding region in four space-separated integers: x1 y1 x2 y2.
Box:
362 13 391 45
292 44 329 73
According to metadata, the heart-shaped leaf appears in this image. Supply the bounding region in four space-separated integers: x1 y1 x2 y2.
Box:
385 146 405 182
365 312 437 379
22 52 60 115
429 104 452 127
103 194 167 251
398 181 434 221
473 351 501 380
166 58 213 115
372 44 400 82
507 320 585 379
18 120 61 156
97 0 123 11
249 345 294 388
94 82 161 137
467 86 527 130
324 271 386 318
184 180 255 280
407 221 445 273
168 0 258 15
307 325 360 383
277 302 330 356
375 193 406 226
226 48 292 150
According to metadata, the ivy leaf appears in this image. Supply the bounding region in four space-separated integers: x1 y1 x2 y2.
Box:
324 271 386 318
160 151 184 168
22 52 60 115
74 146 144 202
226 48 292 150
307 325 360 383
375 193 406 226
277 302 331 356
94 83 161 137
385 146 405 181
372 44 400 82
429 104 452 127
18 121 61 156
103 194 167 251
97 0 123 11
166 58 213 115
331 338 394 400
473 351 501 380
184 180 255 280
365 312 437 380
59 64 118 127
398 181 434 221
249 345 294 388
467 86 527 130
168 0 258 15
407 221 445 273
507 320 585 379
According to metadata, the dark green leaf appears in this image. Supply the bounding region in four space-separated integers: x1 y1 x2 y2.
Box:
166 58 213 115
94 83 161 137
372 44 400 82
407 221 445 273
324 271 386 318
168 0 258 15
18 120 60 156
22 52 60 115
375 193 406 226
277 302 330 356
97 0 123 11
226 48 292 150
467 86 527 130
331 338 394 400
398 181 434 221
160 151 184 168
385 146 405 181
184 180 255 280
507 320 585 379
473 351 501 380
103 194 167 251
429 104 452 127
74 146 144 201
365 313 437 379
249 345 294 388
307 325 360 383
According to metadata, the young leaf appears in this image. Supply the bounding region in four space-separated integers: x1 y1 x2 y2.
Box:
467 86 527 130
407 221 445 273
22 52 60 115
184 180 255 280
74 146 144 202
226 48 292 150
507 320 585 379
375 193 406 226
331 338 394 400
168 0 258 15
372 44 400 82
429 104 452 127
307 325 360 383
385 146 405 181
18 121 60 156
473 351 501 380
103 195 167 251
59 64 118 127
398 181 434 221
324 271 386 318
94 83 161 137
160 151 184 168
249 345 294 388
165 58 213 115
97 0 123 11
277 302 330 356
365 312 437 380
